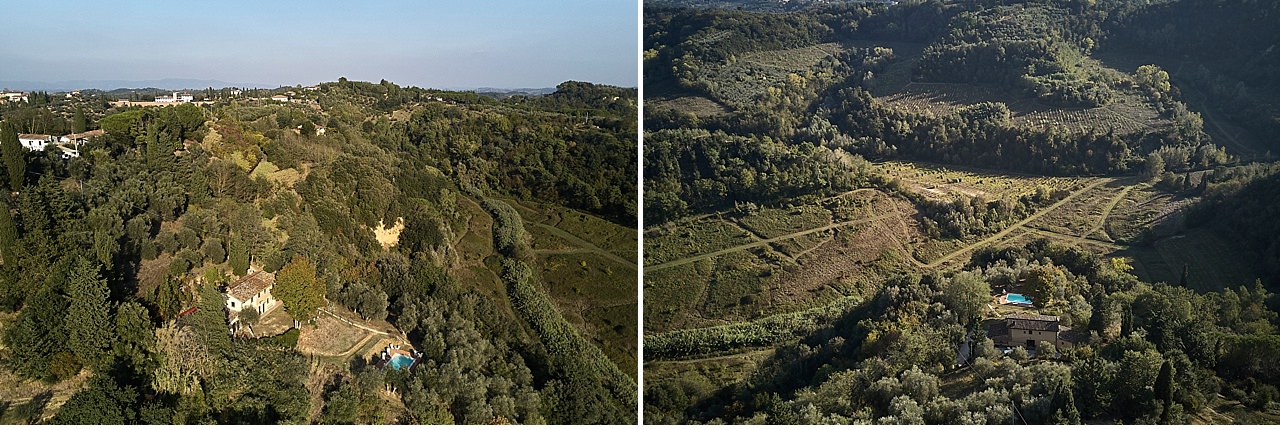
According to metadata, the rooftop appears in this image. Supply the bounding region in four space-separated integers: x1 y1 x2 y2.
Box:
63 130 105 140
1005 313 1060 331
227 271 275 302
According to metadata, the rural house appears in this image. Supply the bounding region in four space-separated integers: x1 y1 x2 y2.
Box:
60 129 105 145
18 134 54 151
224 270 278 322
155 92 194 103
271 94 289 102
986 313 1085 351
1 92 26 103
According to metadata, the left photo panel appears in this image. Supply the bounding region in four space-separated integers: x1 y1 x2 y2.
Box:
0 0 638 424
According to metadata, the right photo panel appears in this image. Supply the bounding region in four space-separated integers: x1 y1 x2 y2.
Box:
643 0 1280 425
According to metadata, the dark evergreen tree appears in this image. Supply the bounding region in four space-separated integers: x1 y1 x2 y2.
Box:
3 287 71 381
0 121 25 191
66 257 115 370
1155 359 1174 424
73 107 87 133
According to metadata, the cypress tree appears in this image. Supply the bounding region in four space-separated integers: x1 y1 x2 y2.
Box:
0 198 17 267
1155 360 1174 424
0 121 25 191
228 235 249 276
72 107 86 133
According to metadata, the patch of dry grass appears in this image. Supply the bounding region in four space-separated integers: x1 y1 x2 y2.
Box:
371 217 405 250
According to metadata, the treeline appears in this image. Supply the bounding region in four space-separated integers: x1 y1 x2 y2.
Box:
824 88 1218 175
644 296 862 360
643 128 876 225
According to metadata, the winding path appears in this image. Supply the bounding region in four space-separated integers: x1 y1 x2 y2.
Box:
1082 184 1133 241
645 214 895 272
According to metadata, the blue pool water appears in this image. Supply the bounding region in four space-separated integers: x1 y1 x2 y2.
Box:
1006 293 1033 305
388 354 415 370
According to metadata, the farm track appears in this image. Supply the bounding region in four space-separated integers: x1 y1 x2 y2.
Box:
1084 184 1133 240
1022 226 1124 250
924 177 1108 268
645 214 896 272
530 223 635 269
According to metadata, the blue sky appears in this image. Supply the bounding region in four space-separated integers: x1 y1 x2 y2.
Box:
0 1 638 89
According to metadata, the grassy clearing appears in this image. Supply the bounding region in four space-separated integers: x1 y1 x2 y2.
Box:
702 250 774 322
645 258 716 334
645 218 756 266
546 209 636 262
508 199 636 262
506 198 637 373
1104 184 1197 242
1028 183 1118 237
734 205 831 239
739 42 843 69
296 312 376 357
644 347 773 389
874 161 1091 202
539 252 637 374
772 230 833 258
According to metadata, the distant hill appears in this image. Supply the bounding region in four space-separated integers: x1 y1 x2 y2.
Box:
646 0 894 12
468 87 558 98
0 78 276 92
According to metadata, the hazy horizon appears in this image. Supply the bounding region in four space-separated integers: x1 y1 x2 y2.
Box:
0 1 638 90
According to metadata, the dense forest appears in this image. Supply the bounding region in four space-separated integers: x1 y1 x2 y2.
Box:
0 79 637 424
644 0 1280 424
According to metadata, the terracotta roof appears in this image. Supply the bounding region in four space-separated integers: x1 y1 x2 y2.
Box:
1006 313 1060 331
227 271 275 302
17 134 51 140
62 130 104 140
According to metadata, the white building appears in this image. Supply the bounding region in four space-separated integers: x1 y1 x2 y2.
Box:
17 134 54 151
56 145 80 159
155 92 194 103
271 94 289 102
2 92 27 103
224 270 279 322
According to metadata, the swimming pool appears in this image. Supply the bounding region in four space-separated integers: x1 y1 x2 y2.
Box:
388 354 415 371
1006 293 1033 305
